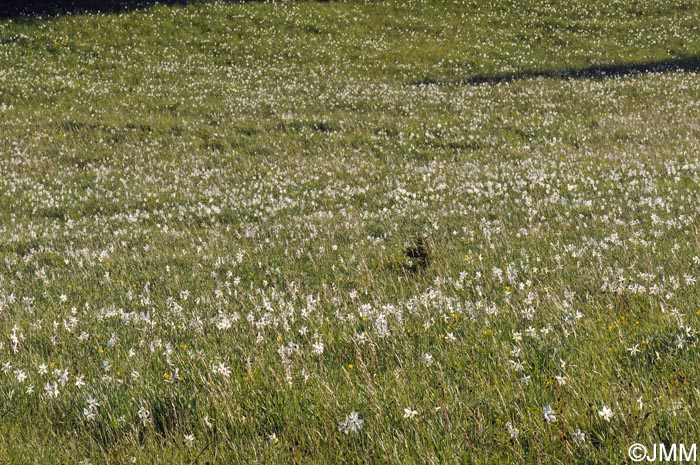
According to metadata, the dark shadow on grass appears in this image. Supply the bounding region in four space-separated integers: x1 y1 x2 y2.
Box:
412 55 700 86
0 0 256 18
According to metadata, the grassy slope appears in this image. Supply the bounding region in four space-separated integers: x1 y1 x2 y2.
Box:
1 0 700 463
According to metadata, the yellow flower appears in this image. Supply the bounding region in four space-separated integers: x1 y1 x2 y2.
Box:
164 373 170 380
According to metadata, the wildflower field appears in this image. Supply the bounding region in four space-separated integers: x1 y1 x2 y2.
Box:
1 0 700 463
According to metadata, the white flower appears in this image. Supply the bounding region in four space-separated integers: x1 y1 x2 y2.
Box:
87 396 100 409
509 359 524 372
312 340 325 356
44 382 59 399
555 375 567 386
598 405 614 422
543 405 556 423
338 411 364 434
212 362 231 378
506 422 519 439
676 334 685 349
184 434 195 447
422 353 434 367
626 344 641 356
14 369 27 383
572 428 585 444
83 407 96 420
138 404 152 426
403 407 418 419
56 369 69 386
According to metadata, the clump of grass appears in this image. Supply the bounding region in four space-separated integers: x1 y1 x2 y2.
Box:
403 233 433 272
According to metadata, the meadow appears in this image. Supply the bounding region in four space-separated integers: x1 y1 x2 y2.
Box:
1 0 700 463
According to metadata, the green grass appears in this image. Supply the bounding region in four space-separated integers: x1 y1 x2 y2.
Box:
1 0 700 463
